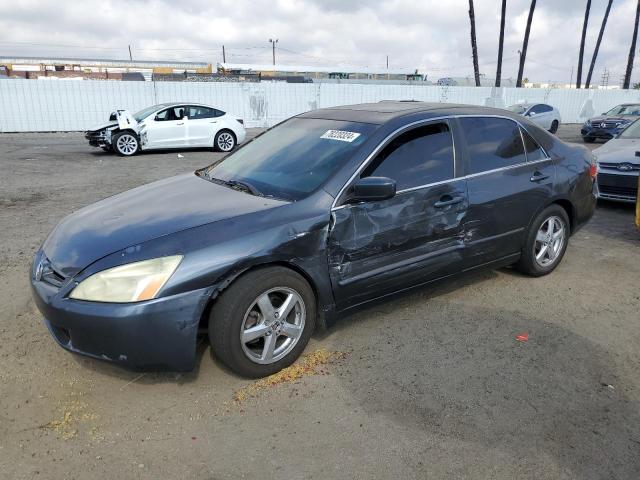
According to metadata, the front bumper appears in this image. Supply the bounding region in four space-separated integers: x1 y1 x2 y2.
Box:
581 125 625 140
85 130 112 148
31 274 210 371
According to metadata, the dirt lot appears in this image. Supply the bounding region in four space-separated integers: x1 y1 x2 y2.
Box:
1 125 639 479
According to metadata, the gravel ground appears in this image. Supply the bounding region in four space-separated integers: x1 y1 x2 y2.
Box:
0 125 639 479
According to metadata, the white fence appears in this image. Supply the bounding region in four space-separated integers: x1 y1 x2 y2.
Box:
2 79 640 132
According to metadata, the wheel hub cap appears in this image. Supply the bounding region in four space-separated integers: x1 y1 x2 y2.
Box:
240 287 306 364
533 215 565 268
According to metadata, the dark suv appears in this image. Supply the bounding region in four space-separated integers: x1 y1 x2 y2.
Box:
581 103 640 143
32 102 597 377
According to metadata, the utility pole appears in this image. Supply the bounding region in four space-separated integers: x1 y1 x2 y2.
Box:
128 45 132 61
570 66 574 88
386 55 389 69
269 38 278 66
222 45 226 63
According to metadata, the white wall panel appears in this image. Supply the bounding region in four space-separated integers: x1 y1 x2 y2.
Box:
4 79 640 132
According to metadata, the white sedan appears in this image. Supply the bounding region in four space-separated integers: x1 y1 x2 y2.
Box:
85 103 246 156
506 103 562 134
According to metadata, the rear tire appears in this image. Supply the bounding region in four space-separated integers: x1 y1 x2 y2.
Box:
214 130 236 152
549 120 559 134
113 131 139 156
516 205 570 277
209 267 316 378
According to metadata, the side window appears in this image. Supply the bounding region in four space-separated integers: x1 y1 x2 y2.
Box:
155 107 185 121
214 109 226 117
187 106 216 119
362 122 454 190
459 117 526 174
535 104 553 113
521 128 547 161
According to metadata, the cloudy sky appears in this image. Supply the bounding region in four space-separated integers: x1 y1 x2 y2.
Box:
0 0 638 85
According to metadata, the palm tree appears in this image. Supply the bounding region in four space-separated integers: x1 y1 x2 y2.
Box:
468 0 481 86
516 0 537 88
623 0 640 89
576 0 592 88
585 0 613 89
496 0 507 87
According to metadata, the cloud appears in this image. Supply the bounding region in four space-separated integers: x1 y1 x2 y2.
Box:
0 0 638 85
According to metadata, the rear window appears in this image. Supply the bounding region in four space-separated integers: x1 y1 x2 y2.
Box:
460 117 526 174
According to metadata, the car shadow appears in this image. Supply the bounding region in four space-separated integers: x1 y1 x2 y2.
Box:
330 297 640 477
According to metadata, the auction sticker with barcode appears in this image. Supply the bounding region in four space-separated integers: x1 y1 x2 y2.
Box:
320 130 361 142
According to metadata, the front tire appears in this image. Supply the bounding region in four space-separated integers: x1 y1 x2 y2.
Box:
516 205 570 277
209 267 316 378
583 136 595 144
549 120 559 134
214 130 236 152
113 131 139 156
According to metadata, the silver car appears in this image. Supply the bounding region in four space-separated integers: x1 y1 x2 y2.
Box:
507 103 562 134
593 119 640 203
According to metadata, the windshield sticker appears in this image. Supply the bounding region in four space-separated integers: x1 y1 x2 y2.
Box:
320 130 361 142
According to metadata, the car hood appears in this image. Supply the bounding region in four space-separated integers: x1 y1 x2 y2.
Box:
43 173 288 277
588 115 639 124
87 121 117 132
594 138 640 164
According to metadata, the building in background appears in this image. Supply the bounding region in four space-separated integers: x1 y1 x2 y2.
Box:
0 56 212 80
217 62 425 81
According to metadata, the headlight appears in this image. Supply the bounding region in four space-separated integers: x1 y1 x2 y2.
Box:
69 256 182 303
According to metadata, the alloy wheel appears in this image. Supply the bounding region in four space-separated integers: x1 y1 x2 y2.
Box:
116 134 138 155
217 132 235 151
240 287 306 364
533 215 565 268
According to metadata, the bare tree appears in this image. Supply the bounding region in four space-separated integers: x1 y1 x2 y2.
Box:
516 0 537 88
496 0 506 87
623 0 640 89
468 0 481 86
585 0 613 89
576 0 591 88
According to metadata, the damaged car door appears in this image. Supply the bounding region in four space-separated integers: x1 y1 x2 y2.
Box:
328 120 468 309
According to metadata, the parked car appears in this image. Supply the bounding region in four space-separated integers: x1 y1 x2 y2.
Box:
32 102 597 377
593 118 640 203
581 103 640 143
85 103 246 156
506 103 561 133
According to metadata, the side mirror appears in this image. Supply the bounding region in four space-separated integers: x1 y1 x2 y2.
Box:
350 177 396 202
528 111 537 116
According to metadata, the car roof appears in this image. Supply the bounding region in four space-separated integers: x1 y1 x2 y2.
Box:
297 101 524 125
153 102 215 109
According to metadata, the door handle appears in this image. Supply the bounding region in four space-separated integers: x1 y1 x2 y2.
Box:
209 121 218 123
434 195 464 208
177 122 184 125
530 171 549 182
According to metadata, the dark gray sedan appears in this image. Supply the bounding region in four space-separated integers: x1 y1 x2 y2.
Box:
31 102 597 377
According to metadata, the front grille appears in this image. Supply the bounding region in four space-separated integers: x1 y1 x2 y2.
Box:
599 185 638 198
598 172 638 198
598 162 640 171
37 256 68 288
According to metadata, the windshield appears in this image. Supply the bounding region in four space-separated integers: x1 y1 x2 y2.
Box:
605 104 640 116
202 118 376 201
507 104 529 114
133 105 164 122
617 118 640 138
